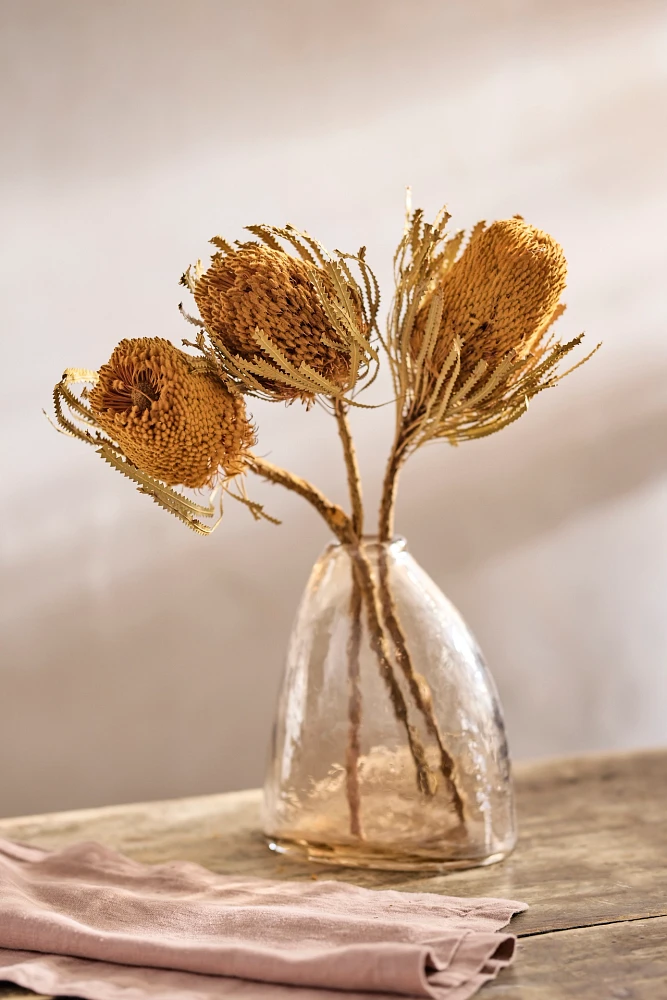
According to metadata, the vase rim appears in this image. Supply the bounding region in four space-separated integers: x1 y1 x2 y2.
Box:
329 534 407 552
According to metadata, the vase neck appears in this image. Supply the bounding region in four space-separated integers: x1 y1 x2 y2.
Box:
335 535 407 556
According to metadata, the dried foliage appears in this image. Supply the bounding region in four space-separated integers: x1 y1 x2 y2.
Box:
49 348 273 535
90 338 254 488
381 208 598 458
180 224 380 405
48 205 599 824
51 370 222 534
49 207 596 534
412 217 567 383
372 205 599 821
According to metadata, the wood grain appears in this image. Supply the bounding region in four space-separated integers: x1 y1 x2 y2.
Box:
0 749 665 998
483 917 667 999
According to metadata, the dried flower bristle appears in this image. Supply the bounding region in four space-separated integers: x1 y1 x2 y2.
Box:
415 217 567 383
193 243 363 402
89 337 254 488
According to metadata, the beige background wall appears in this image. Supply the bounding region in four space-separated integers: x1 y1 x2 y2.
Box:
1 0 666 818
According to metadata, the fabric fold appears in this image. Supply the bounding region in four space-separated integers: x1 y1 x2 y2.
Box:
0 838 526 1000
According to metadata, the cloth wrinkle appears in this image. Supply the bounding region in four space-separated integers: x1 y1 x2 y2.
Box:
0 838 525 1000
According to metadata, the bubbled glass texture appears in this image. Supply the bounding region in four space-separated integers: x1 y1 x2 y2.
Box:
263 538 517 871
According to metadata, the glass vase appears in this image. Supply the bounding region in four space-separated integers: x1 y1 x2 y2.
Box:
263 537 517 871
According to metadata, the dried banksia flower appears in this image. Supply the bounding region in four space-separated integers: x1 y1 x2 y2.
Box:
419 217 567 383
89 337 254 488
382 206 596 456
181 225 379 404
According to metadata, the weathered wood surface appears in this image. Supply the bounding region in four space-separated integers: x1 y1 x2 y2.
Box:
484 916 667 999
0 749 665 998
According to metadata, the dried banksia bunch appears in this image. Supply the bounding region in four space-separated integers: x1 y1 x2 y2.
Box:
89 338 254 488
180 224 380 404
48 198 599 831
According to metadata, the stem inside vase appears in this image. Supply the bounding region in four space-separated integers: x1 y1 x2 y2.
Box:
263 536 516 872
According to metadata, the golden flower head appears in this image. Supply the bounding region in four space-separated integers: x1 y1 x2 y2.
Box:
420 217 567 381
89 337 254 488
386 206 593 451
191 238 370 403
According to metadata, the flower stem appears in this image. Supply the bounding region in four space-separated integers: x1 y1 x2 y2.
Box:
377 546 466 823
378 436 407 544
333 398 364 538
378 437 467 824
334 399 437 811
349 546 436 798
247 450 436 801
345 567 363 839
332 398 366 837
247 454 353 543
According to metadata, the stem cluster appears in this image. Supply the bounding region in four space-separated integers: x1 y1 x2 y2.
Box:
250 400 466 839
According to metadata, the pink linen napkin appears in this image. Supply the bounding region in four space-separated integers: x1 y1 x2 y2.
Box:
0 838 526 1000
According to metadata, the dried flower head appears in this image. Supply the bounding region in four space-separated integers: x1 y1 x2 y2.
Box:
181 225 380 404
89 337 254 488
382 207 596 454
418 217 567 382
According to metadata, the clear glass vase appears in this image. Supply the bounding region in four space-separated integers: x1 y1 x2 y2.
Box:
263 537 517 871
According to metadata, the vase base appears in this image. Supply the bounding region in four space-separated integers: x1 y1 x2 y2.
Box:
265 835 513 873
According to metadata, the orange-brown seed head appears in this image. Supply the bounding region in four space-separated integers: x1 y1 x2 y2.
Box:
193 243 358 401
416 218 567 382
89 337 254 488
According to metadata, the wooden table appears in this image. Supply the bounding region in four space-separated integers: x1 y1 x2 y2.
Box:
1 749 665 999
